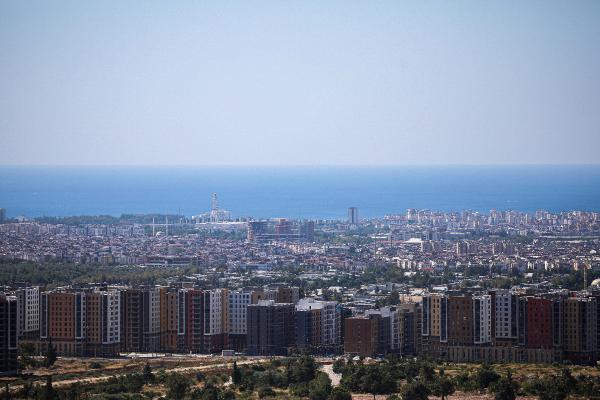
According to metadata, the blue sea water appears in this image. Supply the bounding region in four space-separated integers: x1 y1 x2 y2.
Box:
0 166 599 219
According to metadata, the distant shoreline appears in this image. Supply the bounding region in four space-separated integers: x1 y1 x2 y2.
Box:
1 165 600 219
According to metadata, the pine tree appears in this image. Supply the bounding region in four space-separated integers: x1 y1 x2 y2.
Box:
143 363 155 383
232 361 242 385
44 339 57 368
44 376 54 400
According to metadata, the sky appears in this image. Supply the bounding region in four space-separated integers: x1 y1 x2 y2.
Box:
1 1 599 166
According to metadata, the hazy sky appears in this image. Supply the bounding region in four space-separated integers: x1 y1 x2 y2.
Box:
1 1 599 165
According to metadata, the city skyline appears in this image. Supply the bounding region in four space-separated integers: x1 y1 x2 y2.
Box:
2 1 600 166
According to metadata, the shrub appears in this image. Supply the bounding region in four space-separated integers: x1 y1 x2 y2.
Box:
257 386 275 399
308 372 332 400
329 386 352 400
89 361 103 369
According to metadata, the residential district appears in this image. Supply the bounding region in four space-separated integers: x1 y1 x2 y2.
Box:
0 204 600 380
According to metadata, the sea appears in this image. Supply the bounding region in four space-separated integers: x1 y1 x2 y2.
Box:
0 166 599 220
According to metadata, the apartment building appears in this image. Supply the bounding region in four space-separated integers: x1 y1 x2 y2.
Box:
247 300 295 356
526 297 553 349
295 298 341 354
473 295 492 345
229 289 253 352
41 291 86 356
563 296 597 364
16 287 40 340
160 287 179 353
344 314 380 357
0 295 18 375
178 288 204 353
143 288 161 353
448 294 474 346
204 289 229 353
492 289 518 344
85 290 120 357
398 302 421 357
421 293 448 359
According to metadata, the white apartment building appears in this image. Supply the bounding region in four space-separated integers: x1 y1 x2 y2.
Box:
473 294 492 344
99 290 121 344
494 290 517 339
17 286 40 337
228 290 251 335
205 289 228 335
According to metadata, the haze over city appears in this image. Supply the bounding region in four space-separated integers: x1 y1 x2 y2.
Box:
2 1 600 166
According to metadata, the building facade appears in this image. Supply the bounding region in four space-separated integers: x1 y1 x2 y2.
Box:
0 295 18 375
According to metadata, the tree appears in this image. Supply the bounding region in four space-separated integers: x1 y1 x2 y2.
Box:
400 381 430 400
332 358 346 374
44 376 55 400
419 363 436 383
44 339 57 368
329 387 352 400
361 365 397 399
476 363 500 390
537 375 568 400
19 342 37 369
308 372 332 400
143 363 155 383
232 361 242 385
165 373 191 400
558 368 576 394
432 376 455 400
490 372 517 400
193 381 220 400
288 354 317 384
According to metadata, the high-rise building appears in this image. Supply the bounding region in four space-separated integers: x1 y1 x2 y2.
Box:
274 218 292 237
492 289 518 344
348 207 358 225
247 300 295 356
247 221 267 241
0 294 18 375
365 308 394 356
40 291 86 356
421 293 448 358
0 208 6 223
143 288 161 353
177 288 204 353
563 297 597 364
344 314 380 357
526 297 553 349
120 289 143 352
85 290 120 357
473 295 492 345
228 289 253 352
300 221 315 242
398 302 422 356
16 287 40 339
203 289 229 353
120 287 160 353
448 295 473 346
160 287 179 353
295 298 341 354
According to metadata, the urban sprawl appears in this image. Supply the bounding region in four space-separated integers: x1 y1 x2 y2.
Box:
1 201 600 378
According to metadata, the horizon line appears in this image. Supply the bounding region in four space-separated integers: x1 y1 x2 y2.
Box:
1 163 600 168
